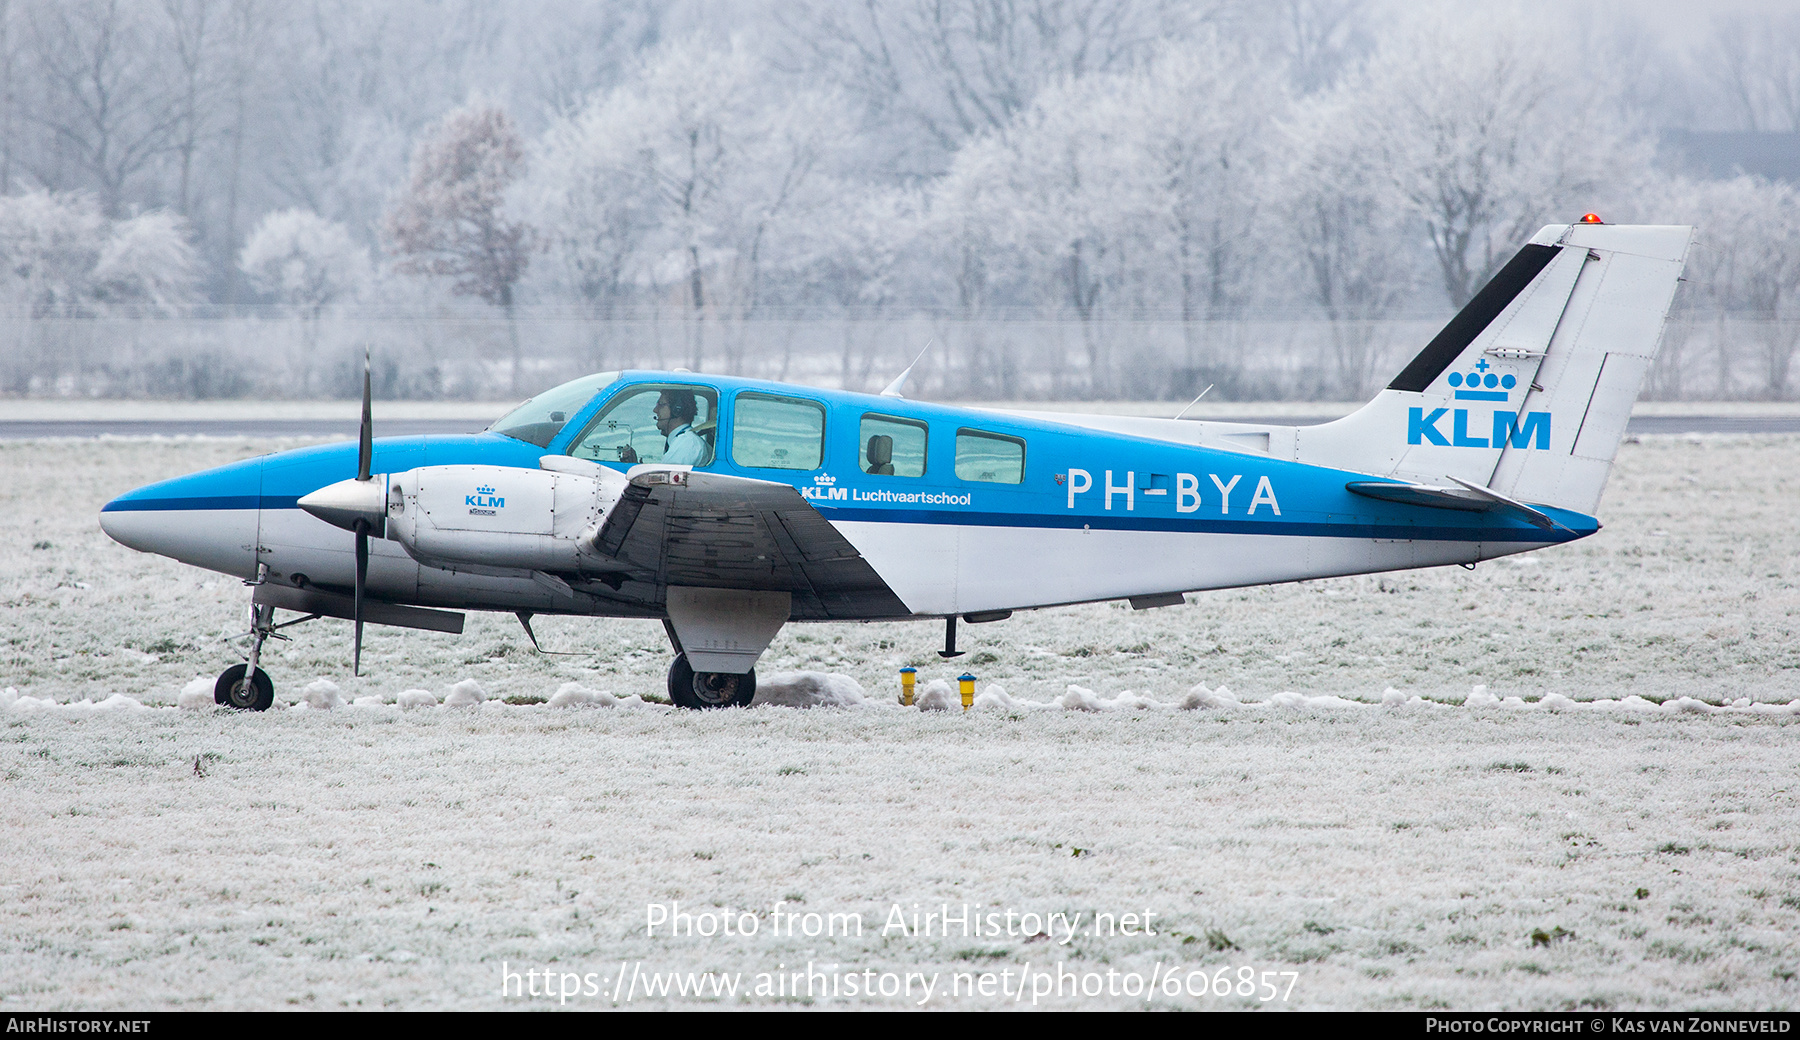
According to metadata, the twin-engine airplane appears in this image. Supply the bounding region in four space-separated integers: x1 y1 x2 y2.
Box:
101 220 1692 710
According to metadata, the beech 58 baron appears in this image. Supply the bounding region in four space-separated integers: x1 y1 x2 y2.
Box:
101 219 1692 710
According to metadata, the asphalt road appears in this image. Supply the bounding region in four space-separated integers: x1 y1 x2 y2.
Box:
2 415 1798 439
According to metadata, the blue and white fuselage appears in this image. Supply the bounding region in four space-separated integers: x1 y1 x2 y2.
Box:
101 375 1593 619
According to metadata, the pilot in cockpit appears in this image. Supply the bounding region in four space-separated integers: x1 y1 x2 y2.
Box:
618 389 707 465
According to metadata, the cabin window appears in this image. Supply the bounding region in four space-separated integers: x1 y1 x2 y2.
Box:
490 371 619 447
955 429 1025 484
732 393 825 471
566 383 718 466
859 414 927 477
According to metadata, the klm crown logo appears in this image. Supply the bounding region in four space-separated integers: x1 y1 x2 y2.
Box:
1448 359 1517 401
1408 360 1550 449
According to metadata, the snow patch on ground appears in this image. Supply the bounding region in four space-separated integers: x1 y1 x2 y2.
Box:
4 680 1799 718
442 678 488 708
971 683 1025 710
4 693 149 714
753 671 865 708
175 676 212 710
547 682 610 708
915 678 957 711
291 679 344 711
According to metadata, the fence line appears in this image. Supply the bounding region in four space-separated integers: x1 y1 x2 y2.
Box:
1 313 1793 401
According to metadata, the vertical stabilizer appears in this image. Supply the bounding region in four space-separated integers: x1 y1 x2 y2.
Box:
1295 223 1694 515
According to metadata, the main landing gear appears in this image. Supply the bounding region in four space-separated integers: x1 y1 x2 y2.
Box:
666 654 756 709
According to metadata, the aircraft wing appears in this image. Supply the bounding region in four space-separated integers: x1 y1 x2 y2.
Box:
593 467 909 620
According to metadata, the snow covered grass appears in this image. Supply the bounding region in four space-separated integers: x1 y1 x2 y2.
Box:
1 434 1798 1009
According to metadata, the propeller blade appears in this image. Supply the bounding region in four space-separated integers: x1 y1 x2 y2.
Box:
353 519 368 676
357 348 373 482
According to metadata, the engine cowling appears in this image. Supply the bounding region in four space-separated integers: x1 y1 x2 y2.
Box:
382 459 629 573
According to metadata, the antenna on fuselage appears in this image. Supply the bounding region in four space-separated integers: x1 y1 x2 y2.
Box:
1171 383 1214 421
880 339 934 398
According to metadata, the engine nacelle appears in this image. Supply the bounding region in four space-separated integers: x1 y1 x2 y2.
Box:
383 460 629 573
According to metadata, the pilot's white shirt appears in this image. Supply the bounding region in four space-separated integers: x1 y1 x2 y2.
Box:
662 423 707 465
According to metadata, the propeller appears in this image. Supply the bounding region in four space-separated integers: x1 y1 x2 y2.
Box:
353 349 373 675
294 348 388 676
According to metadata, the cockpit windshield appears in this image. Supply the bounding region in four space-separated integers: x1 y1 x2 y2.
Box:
488 372 619 447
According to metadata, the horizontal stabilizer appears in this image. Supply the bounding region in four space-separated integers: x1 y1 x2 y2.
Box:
1345 478 1565 531
1442 475 1564 531
1345 480 1491 512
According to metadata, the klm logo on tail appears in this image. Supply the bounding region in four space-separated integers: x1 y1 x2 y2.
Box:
1407 362 1550 449
1408 407 1550 449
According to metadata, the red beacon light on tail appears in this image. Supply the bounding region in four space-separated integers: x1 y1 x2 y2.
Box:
1580 213 1604 224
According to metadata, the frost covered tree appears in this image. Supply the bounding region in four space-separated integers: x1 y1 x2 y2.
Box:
1278 84 1414 397
1336 13 1646 308
90 209 200 313
1129 42 1278 325
1655 176 1800 399
524 38 848 365
1274 0 1371 96
0 190 196 316
387 103 530 308
386 102 531 388
783 0 1209 172
0 190 106 316
1698 10 1800 132
926 40 1278 394
928 91 1135 394
24 0 182 216
239 208 371 316
239 207 369 396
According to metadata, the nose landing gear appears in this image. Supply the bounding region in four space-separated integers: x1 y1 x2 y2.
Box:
216 596 279 711
214 569 321 711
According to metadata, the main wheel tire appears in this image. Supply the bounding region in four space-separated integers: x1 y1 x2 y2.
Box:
667 654 756 709
214 663 274 711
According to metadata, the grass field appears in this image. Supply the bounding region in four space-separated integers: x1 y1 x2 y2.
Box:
1 434 1798 1009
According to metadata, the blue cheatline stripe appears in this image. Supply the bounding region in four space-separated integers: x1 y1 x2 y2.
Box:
101 495 301 512
107 496 1584 544
818 507 1585 544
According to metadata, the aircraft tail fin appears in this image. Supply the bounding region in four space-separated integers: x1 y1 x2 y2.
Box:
1295 222 1694 516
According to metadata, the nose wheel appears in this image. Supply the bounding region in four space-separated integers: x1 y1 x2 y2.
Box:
214 663 274 711
667 654 756 709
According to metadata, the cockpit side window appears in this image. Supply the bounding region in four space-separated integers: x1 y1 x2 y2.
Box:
567 383 718 466
490 371 619 447
732 393 825 471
